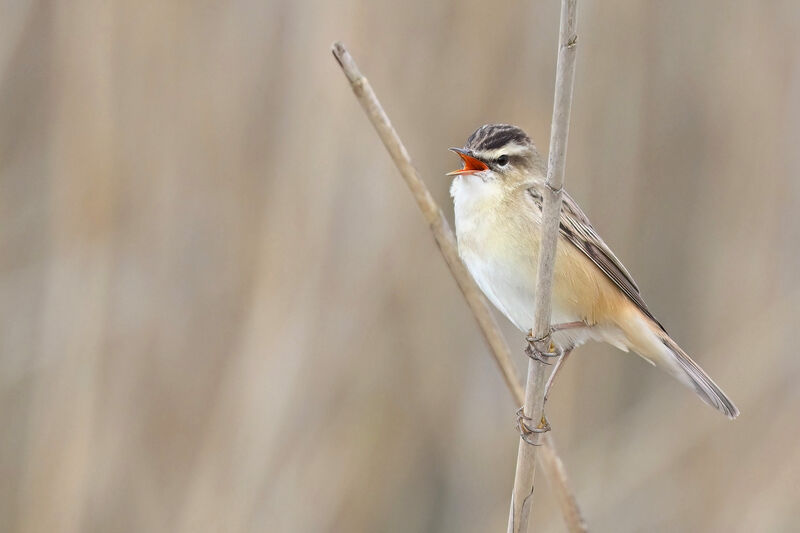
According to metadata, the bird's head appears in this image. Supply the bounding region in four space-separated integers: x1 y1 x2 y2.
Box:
447 124 544 190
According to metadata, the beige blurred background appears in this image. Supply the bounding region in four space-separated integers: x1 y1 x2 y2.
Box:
1 1 799 532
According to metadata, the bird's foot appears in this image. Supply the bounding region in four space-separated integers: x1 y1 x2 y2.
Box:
525 330 562 364
515 406 551 445
525 322 586 363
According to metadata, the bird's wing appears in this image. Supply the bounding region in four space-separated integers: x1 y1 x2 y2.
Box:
527 188 665 331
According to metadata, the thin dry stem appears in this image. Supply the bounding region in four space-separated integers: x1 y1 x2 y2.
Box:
507 1 580 532
331 41 586 532
331 42 523 402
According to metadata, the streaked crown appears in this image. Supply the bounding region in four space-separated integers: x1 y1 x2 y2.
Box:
460 124 543 175
465 124 532 154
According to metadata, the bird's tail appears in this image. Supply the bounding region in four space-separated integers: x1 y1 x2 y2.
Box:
619 309 739 419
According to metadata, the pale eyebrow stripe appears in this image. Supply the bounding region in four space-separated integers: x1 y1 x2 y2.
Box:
475 143 529 160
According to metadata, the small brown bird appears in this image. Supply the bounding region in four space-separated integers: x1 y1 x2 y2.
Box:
448 124 738 418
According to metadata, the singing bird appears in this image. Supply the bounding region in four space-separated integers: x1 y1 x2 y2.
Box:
448 123 738 418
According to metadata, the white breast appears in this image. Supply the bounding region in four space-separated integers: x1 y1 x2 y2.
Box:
451 175 540 331
450 175 621 350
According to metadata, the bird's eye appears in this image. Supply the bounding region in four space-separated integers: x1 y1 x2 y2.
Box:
497 155 509 166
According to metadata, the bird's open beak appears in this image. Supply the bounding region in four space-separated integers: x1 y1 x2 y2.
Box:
447 148 489 175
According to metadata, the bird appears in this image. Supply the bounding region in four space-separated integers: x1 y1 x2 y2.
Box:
448 123 738 419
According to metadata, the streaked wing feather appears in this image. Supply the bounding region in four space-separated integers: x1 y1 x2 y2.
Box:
528 188 665 331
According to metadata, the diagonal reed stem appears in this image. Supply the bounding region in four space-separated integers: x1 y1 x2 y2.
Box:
331 41 586 533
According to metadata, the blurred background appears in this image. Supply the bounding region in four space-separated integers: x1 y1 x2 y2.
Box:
1 1 799 532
